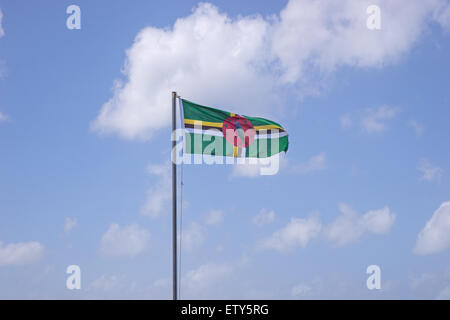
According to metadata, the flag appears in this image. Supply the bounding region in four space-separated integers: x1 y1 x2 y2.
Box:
181 99 288 158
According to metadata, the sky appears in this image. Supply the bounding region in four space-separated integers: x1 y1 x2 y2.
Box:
0 0 449 299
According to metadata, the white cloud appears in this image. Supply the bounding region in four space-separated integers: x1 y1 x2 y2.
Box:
290 273 398 299
340 114 352 129
231 154 288 178
141 162 171 218
252 209 275 226
417 158 443 182
92 3 275 140
360 105 399 133
153 278 170 289
291 283 312 297
64 217 77 233
437 286 450 299
259 204 395 251
231 153 323 178
184 263 232 288
231 162 265 178
433 2 450 32
86 274 138 299
180 256 250 298
362 207 397 234
260 215 322 251
414 201 450 255
325 203 395 247
204 209 224 225
0 9 5 80
183 262 233 297
325 204 365 246
292 152 326 174
409 272 437 290
100 223 150 258
181 222 206 252
272 0 446 83
408 270 450 299
408 120 424 136
0 111 7 122
0 241 44 267
0 9 4 38
93 0 448 140
88 274 125 292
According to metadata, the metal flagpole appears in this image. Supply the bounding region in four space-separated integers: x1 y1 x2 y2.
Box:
172 91 178 300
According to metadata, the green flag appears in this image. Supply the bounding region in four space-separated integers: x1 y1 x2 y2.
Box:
181 99 288 158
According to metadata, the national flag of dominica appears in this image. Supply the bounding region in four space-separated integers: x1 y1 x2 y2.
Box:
181 99 288 158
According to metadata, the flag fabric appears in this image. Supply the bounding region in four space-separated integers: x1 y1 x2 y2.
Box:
181 99 288 158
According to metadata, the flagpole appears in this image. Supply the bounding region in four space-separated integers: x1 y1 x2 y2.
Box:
172 91 178 300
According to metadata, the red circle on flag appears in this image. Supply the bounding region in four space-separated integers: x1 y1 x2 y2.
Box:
222 115 256 148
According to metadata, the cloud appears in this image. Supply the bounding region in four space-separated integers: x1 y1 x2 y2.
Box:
259 204 395 251
184 263 232 289
408 270 450 299
0 111 7 122
291 283 312 297
163 256 249 298
437 286 450 299
360 105 399 133
417 158 443 182
409 272 438 291
290 273 399 299
231 153 324 178
0 9 5 80
64 217 77 233
325 203 395 247
0 241 44 267
230 154 288 178
153 278 170 289
86 274 138 299
252 209 275 226
414 201 450 255
93 0 448 140
100 223 150 258
340 114 352 129
260 215 322 251
181 222 206 252
272 0 446 83
204 210 224 225
408 120 424 136
92 3 275 140
141 162 171 218
231 162 266 178
0 9 4 38
182 262 234 298
362 206 397 234
292 152 326 174
433 2 450 32
88 274 125 292
325 204 364 246
182 210 226 252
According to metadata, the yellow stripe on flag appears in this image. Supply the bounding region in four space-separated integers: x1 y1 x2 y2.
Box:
184 119 223 128
254 124 283 130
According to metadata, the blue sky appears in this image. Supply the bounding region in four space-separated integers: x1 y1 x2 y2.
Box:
0 0 449 299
